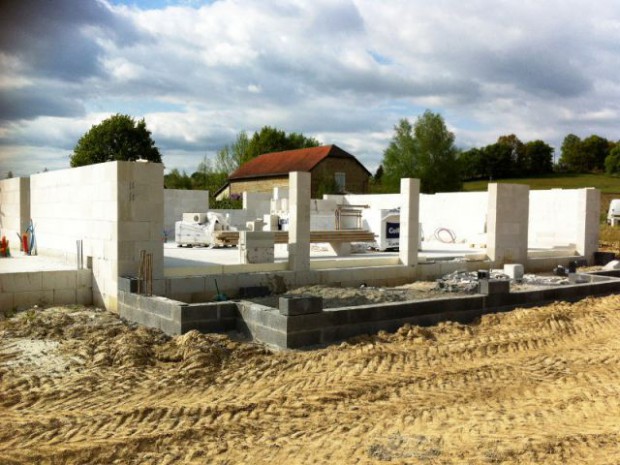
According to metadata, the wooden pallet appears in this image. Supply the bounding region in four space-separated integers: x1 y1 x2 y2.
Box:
212 230 376 246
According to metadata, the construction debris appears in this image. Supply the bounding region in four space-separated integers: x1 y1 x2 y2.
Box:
435 269 571 293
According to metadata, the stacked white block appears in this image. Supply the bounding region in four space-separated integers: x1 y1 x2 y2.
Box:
239 231 275 264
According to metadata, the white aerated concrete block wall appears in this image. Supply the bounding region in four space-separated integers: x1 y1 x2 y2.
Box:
239 231 275 264
529 189 579 248
529 187 600 263
0 270 92 311
243 192 271 217
30 161 164 311
325 193 402 210
576 188 600 263
0 177 30 246
419 192 488 245
487 183 529 266
164 189 209 239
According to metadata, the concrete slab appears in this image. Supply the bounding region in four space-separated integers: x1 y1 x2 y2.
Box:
163 241 487 270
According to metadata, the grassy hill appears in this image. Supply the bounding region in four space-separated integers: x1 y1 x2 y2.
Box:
463 173 620 193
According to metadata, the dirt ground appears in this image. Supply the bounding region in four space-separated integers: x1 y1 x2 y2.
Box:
1 296 620 465
252 281 471 308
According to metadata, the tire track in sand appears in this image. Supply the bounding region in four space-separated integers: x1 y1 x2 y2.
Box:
1 296 620 464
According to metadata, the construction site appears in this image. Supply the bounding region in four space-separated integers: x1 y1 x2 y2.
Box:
1 161 620 463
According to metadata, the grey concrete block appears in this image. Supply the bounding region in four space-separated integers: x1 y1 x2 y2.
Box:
248 323 287 347
160 319 181 336
285 312 329 332
239 286 270 299
169 277 206 295
237 303 287 332
149 297 179 319
321 322 379 344
180 304 219 322
279 295 323 316
342 305 377 323
118 276 139 293
218 302 239 319
286 330 322 348
478 279 510 295
321 308 350 326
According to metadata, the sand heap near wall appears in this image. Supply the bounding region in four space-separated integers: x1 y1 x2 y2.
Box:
1 297 620 464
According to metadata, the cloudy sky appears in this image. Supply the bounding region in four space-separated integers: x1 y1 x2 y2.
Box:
1 0 620 178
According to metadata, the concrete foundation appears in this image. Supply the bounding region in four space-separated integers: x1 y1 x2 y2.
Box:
118 271 620 349
0 269 92 311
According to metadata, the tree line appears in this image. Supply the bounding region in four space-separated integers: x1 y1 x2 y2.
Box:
68 113 620 198
377 112 620 194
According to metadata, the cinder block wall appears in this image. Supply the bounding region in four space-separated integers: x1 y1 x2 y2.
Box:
163 189 210 238
30 161 164 311
0 177 30 244
0 270 92 311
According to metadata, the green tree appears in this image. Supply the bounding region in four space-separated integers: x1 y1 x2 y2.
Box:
246 126 319 160
559 134 583 172
605 144 620 176
581 135 610 172
6 171 13 179
497 134 525 176
524 140 554 175
381 118 417 191
164 169 192 189
216 131 250 174
70 114 162 167
216 127 320 174
382 111 461 194
373 164 384 182
480 143 513 180
458 148 484 180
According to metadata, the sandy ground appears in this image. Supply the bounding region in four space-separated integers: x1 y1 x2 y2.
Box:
1 297 620 464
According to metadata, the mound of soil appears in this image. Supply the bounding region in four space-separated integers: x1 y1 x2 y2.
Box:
2 297 620 464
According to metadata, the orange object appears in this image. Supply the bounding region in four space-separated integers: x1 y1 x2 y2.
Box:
22 234 29 254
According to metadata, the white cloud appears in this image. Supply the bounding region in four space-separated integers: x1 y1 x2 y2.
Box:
2 0 620 176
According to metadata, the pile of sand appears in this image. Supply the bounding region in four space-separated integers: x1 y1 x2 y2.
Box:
1 297 620 464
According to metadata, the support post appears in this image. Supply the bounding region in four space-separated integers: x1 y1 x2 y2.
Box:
399 178 420 267
576 188 600 264
487 183 529 267
288 171 311 271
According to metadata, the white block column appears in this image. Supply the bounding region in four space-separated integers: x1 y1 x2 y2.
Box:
487 183 529 267
576 187 600 264
399 178 420 267
288 171 311 271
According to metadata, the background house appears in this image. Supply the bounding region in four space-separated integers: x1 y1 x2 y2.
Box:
215 145 371 199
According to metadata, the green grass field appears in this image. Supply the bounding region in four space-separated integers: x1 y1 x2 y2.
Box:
463 173 620 193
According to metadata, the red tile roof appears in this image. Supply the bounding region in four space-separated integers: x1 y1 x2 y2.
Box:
228 144 370 180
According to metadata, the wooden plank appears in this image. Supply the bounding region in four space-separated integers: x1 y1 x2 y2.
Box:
212 230 376 246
